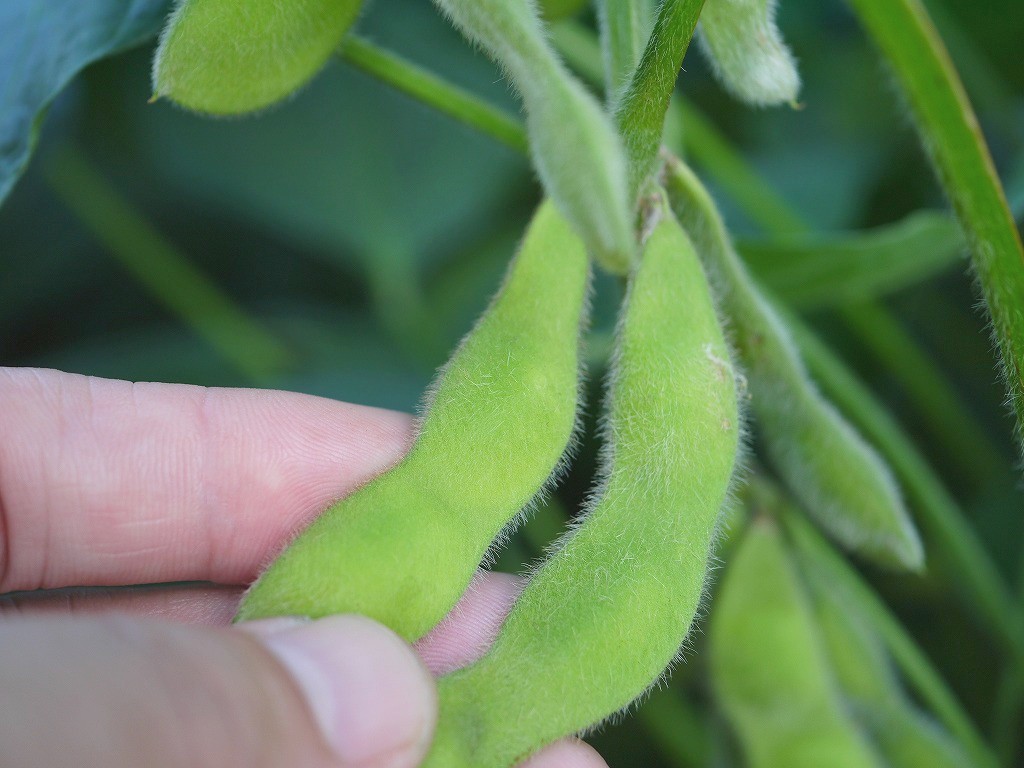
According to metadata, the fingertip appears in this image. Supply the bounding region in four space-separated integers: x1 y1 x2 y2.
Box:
517 738 609 768
259 615 436 768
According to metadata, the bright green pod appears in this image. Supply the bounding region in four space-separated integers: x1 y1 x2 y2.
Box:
698 0 801 106
421 201 740 768
665 157 923 570
710 520 881 768
152 0 362 115
432 0 635 273
236 201 588 639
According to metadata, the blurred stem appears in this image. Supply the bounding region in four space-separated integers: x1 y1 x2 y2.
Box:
45 146 291 384
596 0 645 100
781 506 999 768
337 37 528 154
845 0 1024 447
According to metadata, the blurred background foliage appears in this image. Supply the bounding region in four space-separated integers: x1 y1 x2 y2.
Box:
1 0 1022 765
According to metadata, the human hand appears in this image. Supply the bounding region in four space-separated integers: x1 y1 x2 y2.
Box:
0 368 608 768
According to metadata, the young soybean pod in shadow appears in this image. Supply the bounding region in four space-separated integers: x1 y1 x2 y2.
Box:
237 201 589 640
697 0 801 106
422 200 741 768
153 0 363 114
664 156 924 570
432 0 634 273
710 519 881 768
810 578 980 768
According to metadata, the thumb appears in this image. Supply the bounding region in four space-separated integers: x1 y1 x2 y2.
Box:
0 614 436 768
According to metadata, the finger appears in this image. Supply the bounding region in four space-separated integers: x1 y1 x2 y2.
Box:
0 583 242 625
0 614 435 768
0 367 414 592
517 739 609 768
415 571 525 675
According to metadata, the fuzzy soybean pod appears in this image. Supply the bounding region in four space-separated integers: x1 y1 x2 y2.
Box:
153 0 363 115
710 520 882 768
664 157 923 570
811 584 977 768
421 203 741 768
697 0 801 106
432 0 634 273
236 201 588 639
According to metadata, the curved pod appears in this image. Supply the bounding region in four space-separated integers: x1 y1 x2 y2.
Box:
237 201 589 640
423 203 740 767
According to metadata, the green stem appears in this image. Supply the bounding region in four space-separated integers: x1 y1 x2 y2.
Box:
782 507 999 768
845 0 1024 446
45 146 291 384
337 36 528 155
614 0 706 198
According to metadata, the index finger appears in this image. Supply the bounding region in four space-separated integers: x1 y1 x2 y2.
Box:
0 368 414 593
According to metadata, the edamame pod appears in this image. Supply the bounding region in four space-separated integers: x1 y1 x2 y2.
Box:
810 579 976 768
153 0 362 115
422 201 740 767
665 157 924 570
710 519 881 768
432 0 635 273
698 0 801 106
236 201 589 640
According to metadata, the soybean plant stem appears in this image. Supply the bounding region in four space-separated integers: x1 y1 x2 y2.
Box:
596 0 647 101
337 36 528 155
782 508 999 768
44 146 292 384
614 0 706 197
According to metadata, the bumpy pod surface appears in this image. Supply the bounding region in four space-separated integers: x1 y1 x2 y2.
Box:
432 0 634 273
236 202 588 639
665 158 923 570
153 0 362 115
697 0 801 106
422 205 740 768
810 581 975 768
710 520 881 768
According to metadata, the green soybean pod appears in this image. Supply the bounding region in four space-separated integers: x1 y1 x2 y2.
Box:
665 157 923 570
697 0 801 106
811 582 977 768
432 0 635 274
236 201 588 640
421 201 741 768
710 519 882 768
153 0 362 115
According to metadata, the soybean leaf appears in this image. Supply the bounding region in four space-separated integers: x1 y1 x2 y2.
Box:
845 0 1024 444
0 0 172 205
738 211 966 310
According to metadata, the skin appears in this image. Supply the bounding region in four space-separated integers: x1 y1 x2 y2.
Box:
697 0 801 106
421 203 741 768
710 519 882 768
432 0 634 273
237 201 588 639
0 367 609 768
665 156 924 570
153 0 363 114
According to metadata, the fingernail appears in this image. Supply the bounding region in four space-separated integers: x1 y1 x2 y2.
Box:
261 615 436 765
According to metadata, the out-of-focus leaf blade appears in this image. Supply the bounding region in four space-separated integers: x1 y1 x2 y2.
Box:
0 0 172 204
739 211 966 309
